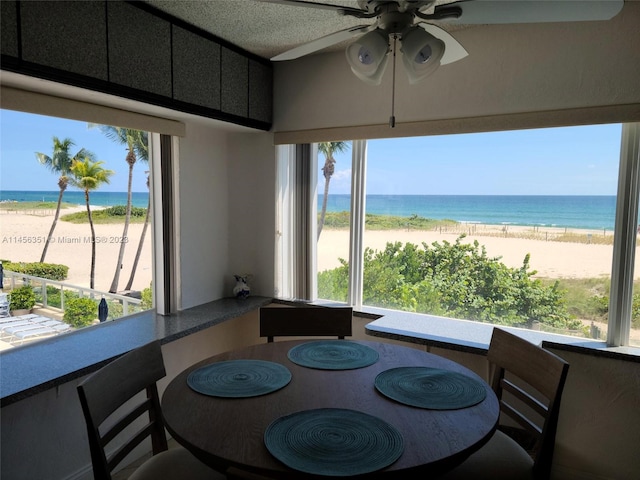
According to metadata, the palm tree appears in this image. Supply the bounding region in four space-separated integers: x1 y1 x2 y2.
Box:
69 158 114 289
124 172 151 291
35 137 95 262
317 142 349 239
91 125 148 293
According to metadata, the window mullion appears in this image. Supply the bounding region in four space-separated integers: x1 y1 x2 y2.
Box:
608 122 640 346
348 140 367 308
274 145 294 299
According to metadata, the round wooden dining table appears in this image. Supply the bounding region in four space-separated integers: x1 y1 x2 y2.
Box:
161 340 499 479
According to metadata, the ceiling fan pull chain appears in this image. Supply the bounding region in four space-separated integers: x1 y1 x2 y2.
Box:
390 34 397 128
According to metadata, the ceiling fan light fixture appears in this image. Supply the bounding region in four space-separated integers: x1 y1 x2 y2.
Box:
345 28 390 85
401 26 445 84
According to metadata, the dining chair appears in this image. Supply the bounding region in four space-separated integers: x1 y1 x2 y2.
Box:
77 340 225 480
259 305 352 343
441 328 569 480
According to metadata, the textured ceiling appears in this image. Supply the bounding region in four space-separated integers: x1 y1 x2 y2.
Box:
145 0 461 60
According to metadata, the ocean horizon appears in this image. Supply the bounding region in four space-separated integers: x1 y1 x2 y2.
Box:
1 190 150 209
0 191 619 231
319 194 619 231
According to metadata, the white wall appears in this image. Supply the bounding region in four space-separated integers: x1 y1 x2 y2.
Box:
177 123 275 308
272 1 640 140
177 122 230 307
226 132 277 298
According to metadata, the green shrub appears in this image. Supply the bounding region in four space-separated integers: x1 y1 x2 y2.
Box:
141 284 153 310
35 287 79 308
318 236 578 331
63 298 97 328
103 205 147 217
4 261 68 281
106 300 123 321
9 285 36 310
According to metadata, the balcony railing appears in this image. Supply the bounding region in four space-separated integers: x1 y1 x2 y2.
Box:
2 270 142 318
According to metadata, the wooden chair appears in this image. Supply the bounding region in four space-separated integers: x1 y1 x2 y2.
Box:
441 328 570 480
77 341 225 480
259 306 352 343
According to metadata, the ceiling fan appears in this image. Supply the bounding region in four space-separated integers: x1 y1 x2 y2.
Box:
259 0 624 85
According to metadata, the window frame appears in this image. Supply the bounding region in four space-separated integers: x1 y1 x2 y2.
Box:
0 100 177 320
304 122 640 348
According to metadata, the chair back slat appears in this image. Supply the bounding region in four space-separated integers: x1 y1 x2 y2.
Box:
260 306 352 342
100 397 152 446
500 401 543 437
488 329 566 400
501 378 548 417
107 422 157 473
77 341 169 480
78 342 166 426
488 329 569 480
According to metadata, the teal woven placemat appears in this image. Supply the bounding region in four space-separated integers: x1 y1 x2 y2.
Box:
264 408 404 476
375 367 487 410
287 340 379 370
187 360 291 398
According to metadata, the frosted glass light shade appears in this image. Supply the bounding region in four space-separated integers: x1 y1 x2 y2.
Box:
401 27 445 84
345 29 390 85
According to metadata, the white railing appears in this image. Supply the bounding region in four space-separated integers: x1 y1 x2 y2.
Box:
2 270 142 317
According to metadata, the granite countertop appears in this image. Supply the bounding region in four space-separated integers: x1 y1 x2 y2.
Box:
0 296 272 407
364 306 640 362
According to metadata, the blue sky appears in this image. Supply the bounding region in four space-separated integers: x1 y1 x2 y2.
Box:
320 123 622 195
0 109 622 195
1 109 149 192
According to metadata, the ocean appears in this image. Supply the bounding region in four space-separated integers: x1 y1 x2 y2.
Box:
0 190 619 230
0 190 149 209
320 194 619 231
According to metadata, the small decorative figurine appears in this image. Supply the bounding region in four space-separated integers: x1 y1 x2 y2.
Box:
233 275 251 299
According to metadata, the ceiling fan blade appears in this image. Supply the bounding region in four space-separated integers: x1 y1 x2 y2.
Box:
418 23 468 65
441 0 624 24
256 0 366 17
271 24 376 61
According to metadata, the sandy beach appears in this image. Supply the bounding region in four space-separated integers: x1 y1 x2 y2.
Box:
0 208 636 295
0 206 152 293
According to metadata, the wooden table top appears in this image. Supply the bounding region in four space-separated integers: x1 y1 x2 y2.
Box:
161 340 499 479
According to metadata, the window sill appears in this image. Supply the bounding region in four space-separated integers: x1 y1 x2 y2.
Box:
0 296 272 407
363 306 640 363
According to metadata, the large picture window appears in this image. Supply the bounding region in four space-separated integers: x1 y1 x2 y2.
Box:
0 109 157 348
306 123 640 347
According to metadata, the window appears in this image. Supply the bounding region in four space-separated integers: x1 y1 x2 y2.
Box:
0 109 158 347
316 142 353 303
286 123 640 347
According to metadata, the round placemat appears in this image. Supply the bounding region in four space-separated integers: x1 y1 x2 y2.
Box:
375 367 487 410
264 408 404 476
287 340 379 370
187 360 291 398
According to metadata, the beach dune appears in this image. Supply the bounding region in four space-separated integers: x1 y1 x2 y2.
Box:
318 225 631 280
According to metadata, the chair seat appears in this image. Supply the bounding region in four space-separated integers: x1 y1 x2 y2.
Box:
440 430 535 480
128 445 225 480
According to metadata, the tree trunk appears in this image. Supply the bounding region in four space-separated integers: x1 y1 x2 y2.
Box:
85 191 96 290
40 187 65 262
124 196 150 291
108 163 133 293
317 175 332 240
